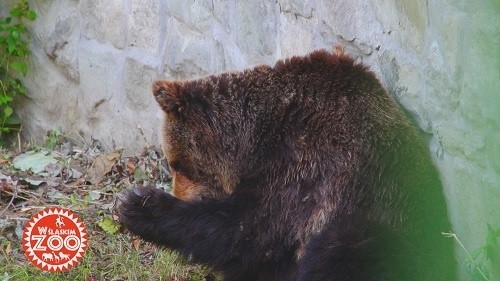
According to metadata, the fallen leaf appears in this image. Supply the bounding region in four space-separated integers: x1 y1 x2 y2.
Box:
133 168 148 182
71 168 83 179
46 189 67 202
0 173 17 192
97 216 120 235
88 190 101 201
133 237 142 251
12 150 58 174
86 151 121 184
44 162 61 177
23 178 44 186
74 177 87 186
126 161 136 175
5 241 12 255
15 221 23 238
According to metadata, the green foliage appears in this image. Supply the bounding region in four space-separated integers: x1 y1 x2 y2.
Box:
467 224 500 281
45 127 62 149
0 0 36 140
98 216 121 235
483 224 500 261
444 224 500 281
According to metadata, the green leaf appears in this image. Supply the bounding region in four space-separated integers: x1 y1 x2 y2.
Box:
0 95 13 104
484 224 500 260
4 114 20 125
11 30 20 40
8 43 16 54
26 11 37 21
16 47 28 57
69 194 78 205
5 17 12 24
470 247 484 260
45 127 62 149
98 217 120 235
6 25 22 32
3 106 13 118
10 7 22 17
10 61 27 75
17 84 27 94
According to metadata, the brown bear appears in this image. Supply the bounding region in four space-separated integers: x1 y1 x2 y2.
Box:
119 48 457 280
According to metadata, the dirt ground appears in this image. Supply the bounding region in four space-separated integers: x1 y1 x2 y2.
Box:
0 133 218 280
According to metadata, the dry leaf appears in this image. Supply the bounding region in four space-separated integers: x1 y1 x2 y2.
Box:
74 177 87 186
5 241 12 255
0 173 17 193
133 237 142 251
127 161 136 175
86 151 121 184
12 150 58 174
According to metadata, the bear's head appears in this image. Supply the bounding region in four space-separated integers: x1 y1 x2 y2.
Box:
152 49 365 202
152 72 264 201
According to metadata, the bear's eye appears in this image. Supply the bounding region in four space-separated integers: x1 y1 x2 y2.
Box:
169 161 182 173
169 161 193 177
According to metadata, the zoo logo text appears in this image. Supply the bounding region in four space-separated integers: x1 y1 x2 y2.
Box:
23 207 88 272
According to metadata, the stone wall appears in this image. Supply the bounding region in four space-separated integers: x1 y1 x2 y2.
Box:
1 0 498 279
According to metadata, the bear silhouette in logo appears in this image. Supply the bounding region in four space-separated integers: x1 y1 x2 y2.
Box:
119 48 456 281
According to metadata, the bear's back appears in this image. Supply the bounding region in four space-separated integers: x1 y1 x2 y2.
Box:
231 50 456 280
122 48 457 281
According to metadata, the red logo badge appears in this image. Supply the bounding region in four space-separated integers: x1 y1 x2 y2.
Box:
23 207 88 272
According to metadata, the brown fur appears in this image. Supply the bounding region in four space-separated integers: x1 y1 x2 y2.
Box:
120 48 456 280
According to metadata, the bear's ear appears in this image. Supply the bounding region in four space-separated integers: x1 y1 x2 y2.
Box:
153 80 185 117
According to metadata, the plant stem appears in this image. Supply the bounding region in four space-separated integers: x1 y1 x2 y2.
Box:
442 232 490 281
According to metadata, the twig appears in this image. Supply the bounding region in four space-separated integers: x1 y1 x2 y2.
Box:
3 217 28 221
442 232 490 281
1 190 30 201
17 128 22 153
0 184 17 217
72 129 89 147
137 124 150 148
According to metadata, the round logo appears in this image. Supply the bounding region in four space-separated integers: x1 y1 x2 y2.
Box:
23 207 88 272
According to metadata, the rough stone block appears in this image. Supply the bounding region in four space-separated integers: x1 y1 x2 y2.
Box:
128 0 161 52
222 1 277 60
80 0 127 49
124 57 157 111
165 0 213 28
43 14 81 82
15 50 81 139
162 19 218 79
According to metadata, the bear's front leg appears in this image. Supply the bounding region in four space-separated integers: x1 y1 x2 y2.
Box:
118 186 265 277
118 187 187 248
